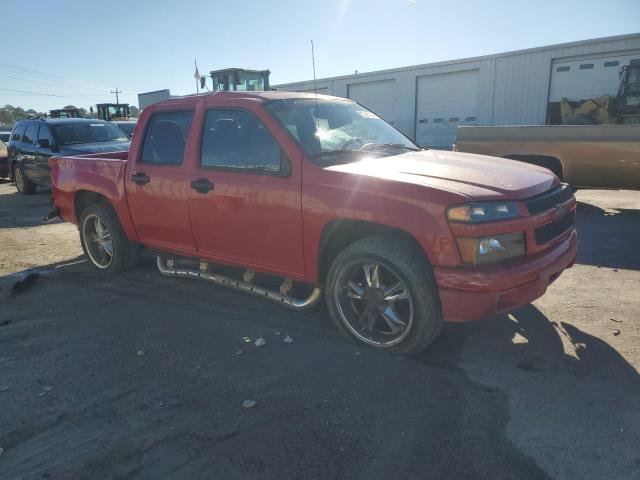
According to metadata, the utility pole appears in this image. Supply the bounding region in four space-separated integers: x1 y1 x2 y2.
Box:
111 88 122 104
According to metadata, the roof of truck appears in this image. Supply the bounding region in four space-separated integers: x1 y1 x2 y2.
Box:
163 90 348 104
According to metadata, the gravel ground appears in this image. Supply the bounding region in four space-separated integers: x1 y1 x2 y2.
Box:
0 180 638 479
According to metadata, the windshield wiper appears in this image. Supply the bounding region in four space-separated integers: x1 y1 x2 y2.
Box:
363 143 420 151
310 148 367 159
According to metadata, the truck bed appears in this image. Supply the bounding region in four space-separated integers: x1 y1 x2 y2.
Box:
454 125 640 190
455 125 640 142
49 150 130 225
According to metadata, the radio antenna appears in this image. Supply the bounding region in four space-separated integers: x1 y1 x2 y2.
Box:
311 40 319 119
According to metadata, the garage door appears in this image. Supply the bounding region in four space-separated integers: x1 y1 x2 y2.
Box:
348 80 397 125
415 69 479 149
549 54 640 102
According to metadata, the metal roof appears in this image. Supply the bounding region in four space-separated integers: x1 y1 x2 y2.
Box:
275 33 640 87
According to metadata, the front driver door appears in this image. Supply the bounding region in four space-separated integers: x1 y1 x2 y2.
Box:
187 107 304 277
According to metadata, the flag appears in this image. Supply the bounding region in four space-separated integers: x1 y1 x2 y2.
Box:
194 59 200 81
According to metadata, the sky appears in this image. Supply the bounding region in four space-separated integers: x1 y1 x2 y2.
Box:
1 0 639 112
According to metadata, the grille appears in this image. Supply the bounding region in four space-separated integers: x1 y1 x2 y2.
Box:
535 212 575 245
525 185 574 216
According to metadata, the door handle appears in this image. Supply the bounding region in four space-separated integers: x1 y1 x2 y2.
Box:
131 172 150 185
190 178 214 193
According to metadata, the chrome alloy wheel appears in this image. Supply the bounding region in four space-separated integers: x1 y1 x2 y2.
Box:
334 261 414 347
82 214 114 269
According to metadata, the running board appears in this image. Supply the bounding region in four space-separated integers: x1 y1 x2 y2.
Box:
156 256 322 311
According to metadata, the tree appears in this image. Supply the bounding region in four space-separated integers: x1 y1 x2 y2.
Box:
0 104 46 124
0 109 12 126
130 105 140 118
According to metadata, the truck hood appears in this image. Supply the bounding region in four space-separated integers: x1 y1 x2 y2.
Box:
325 149 558 200
61 140 131 155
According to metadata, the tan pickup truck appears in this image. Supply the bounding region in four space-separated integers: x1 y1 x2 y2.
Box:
454 125 640 190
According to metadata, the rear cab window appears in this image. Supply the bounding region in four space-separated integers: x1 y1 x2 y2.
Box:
140 111 193 165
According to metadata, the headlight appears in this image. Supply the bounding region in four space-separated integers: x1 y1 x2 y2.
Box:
447 202 520 223
456 232 525 265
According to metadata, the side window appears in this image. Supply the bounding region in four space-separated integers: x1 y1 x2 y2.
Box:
140 111 193 165
37 125 55 147
200 109 285 174
22 124 38 145
12 125 27 142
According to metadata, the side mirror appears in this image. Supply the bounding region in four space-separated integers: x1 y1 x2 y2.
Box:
200 76 207 90
37 139 50 149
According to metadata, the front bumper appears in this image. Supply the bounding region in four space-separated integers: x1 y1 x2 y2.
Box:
434 229 578 321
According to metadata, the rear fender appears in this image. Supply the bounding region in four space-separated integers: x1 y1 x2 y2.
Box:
51 156 140 243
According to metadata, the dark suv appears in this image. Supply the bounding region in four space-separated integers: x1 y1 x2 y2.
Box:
7 118 131 194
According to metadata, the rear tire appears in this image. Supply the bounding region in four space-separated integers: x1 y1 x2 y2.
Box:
79 203 139 273
14 164 36 195
325 235 443 355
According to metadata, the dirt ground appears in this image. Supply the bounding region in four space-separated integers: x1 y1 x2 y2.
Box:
0 180 639 479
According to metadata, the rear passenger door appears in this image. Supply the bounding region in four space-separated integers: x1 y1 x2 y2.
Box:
187 108 304 277
125 110 198 253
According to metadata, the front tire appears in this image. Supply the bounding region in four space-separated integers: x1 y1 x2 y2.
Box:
14 164 36 195
79 203 138 273
326 235 443 355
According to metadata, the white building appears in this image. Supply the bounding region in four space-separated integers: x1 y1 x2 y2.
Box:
275 33 640 148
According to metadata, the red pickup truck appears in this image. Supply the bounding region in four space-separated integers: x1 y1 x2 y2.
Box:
50 91 578 354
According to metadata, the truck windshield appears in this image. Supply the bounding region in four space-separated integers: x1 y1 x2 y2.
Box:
265 98 419 163
51 122 130 146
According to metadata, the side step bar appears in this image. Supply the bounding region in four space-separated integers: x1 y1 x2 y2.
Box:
156 256 322 311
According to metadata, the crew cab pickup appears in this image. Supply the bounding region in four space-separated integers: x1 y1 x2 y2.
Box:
50 91 578 354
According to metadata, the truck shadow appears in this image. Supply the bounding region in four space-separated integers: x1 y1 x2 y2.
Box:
417 303 640 478
575 200 640 270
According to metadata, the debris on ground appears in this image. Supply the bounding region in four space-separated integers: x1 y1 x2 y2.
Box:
283 335 293 344
11 272 40 294
355 351 362 356
0 320 11 327
613 329 621 336
254 337 266 347
136 350 146 356
609 318 623 323
274 331 281 336
0 446 3 458
242 336 251 343
236 349 244 356
42 385 53 392
0 386 8 392
242 400 256 408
